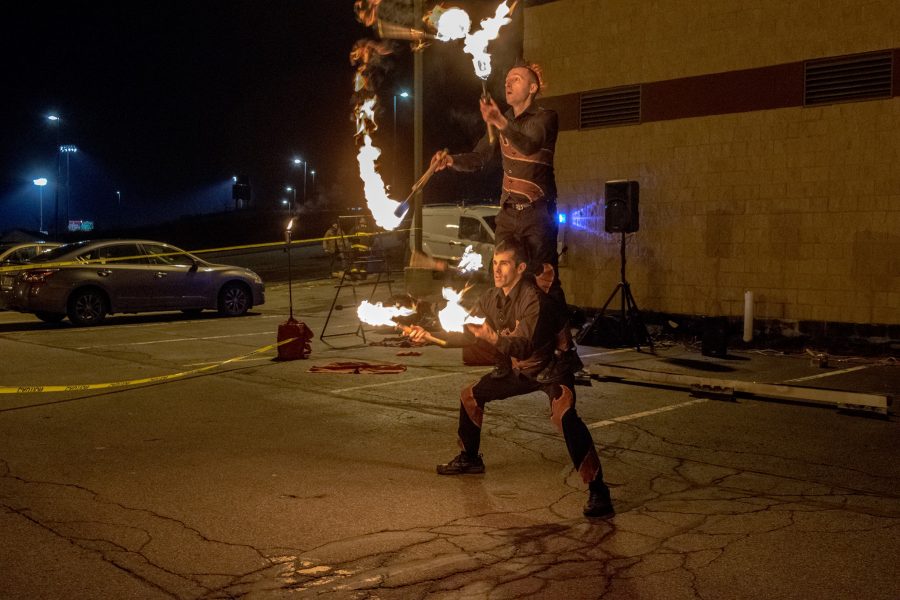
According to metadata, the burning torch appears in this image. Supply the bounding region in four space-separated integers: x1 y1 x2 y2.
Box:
481 82 496 145
357 300 447 346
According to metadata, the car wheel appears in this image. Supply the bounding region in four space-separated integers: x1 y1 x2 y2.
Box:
182 308 203 317
218 282 251 317
35 311 66 323
67 288 108 326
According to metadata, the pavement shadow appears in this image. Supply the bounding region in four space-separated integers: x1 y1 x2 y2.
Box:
662 357 737 372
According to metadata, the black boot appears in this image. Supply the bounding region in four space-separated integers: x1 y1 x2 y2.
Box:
436 452 486 475
583 483 615 518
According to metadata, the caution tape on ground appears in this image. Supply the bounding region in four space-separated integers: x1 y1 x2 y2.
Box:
0 338 296 395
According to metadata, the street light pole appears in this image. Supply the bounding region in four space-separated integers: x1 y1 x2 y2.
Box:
392 91 409 190
33 178 48 233
302 161 308 205
285 186 297 214
47 115 61 238
292 157 308 205
61 145 77 230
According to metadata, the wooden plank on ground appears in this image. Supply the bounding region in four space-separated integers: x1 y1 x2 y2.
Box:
591 364 890 415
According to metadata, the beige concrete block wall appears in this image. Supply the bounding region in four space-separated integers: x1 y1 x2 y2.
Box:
527 0 900 94
528 0 900 325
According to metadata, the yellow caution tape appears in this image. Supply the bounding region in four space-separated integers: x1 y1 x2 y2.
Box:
0 337 298 395
0 228 412 275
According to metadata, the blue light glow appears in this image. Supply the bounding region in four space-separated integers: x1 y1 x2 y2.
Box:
569 200 606 235
558 212 567 224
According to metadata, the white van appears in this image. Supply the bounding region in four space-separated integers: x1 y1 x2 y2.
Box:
411 204 499 267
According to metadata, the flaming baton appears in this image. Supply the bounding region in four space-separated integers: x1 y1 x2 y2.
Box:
427 1 520 144
357 300 447 346
351 1 519 231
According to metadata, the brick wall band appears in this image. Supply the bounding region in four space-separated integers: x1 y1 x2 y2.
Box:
525 0 900 327
540 51 899 130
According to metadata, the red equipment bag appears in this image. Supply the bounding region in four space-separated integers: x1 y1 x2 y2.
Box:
277 317 313 360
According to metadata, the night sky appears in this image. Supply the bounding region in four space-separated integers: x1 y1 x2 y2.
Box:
1 1 521 235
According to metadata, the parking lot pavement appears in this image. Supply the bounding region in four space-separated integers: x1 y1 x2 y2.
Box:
0 276 898 599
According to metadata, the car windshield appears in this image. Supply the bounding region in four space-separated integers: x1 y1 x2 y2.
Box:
31 240 93 262
483 215 496 234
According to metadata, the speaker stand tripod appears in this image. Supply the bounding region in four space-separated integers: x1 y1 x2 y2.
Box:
598 231 653 352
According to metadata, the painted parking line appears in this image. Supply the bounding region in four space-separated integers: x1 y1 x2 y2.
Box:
75 331 272 349
580 348 635 359
588 398 709 429
781 364 872 383
6 313 283 337
331 369 491 394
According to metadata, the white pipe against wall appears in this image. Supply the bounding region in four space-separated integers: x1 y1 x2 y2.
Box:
743 290 754 342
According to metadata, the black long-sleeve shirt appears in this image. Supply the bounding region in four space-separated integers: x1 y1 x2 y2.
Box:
451 104 559 206
445 277 558 376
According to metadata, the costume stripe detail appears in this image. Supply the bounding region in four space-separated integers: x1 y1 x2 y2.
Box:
460 384 483 429
503 175 544 203
499 150 553 166
500 136 553 164
550 385 574 433
578 447 601 484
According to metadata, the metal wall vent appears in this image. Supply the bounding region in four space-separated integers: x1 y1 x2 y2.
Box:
580 85 641 128
805 51 893 106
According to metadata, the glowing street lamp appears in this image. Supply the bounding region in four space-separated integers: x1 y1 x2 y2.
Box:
33 178 48 233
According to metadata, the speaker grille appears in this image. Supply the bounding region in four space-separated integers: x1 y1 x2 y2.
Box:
580 85 641 128
804 51 893 106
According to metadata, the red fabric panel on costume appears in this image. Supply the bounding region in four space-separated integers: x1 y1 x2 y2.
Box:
461 384 483 429
550 385 573 433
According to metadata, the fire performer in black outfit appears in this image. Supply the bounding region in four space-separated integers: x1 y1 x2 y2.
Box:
429 61 580 383
406 238 614 518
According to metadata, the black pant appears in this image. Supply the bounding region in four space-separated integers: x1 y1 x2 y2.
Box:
494 200 567 314
456 370 605 487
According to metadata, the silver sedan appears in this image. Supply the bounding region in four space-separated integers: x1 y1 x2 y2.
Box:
7 239 265 325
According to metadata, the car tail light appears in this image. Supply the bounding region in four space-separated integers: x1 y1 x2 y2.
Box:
23 269 59 284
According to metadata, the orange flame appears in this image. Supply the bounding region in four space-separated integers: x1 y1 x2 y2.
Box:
438 286 485 333
350 39 404 230
350 40 391 94
357 300 415 327
424 1 516 80
457 245 484 274
354 0 382 27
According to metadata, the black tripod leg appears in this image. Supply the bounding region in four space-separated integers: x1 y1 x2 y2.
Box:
599 283 624 315
622 284 654 352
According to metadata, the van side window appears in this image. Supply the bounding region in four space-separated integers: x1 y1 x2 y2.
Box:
459 216 490 243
